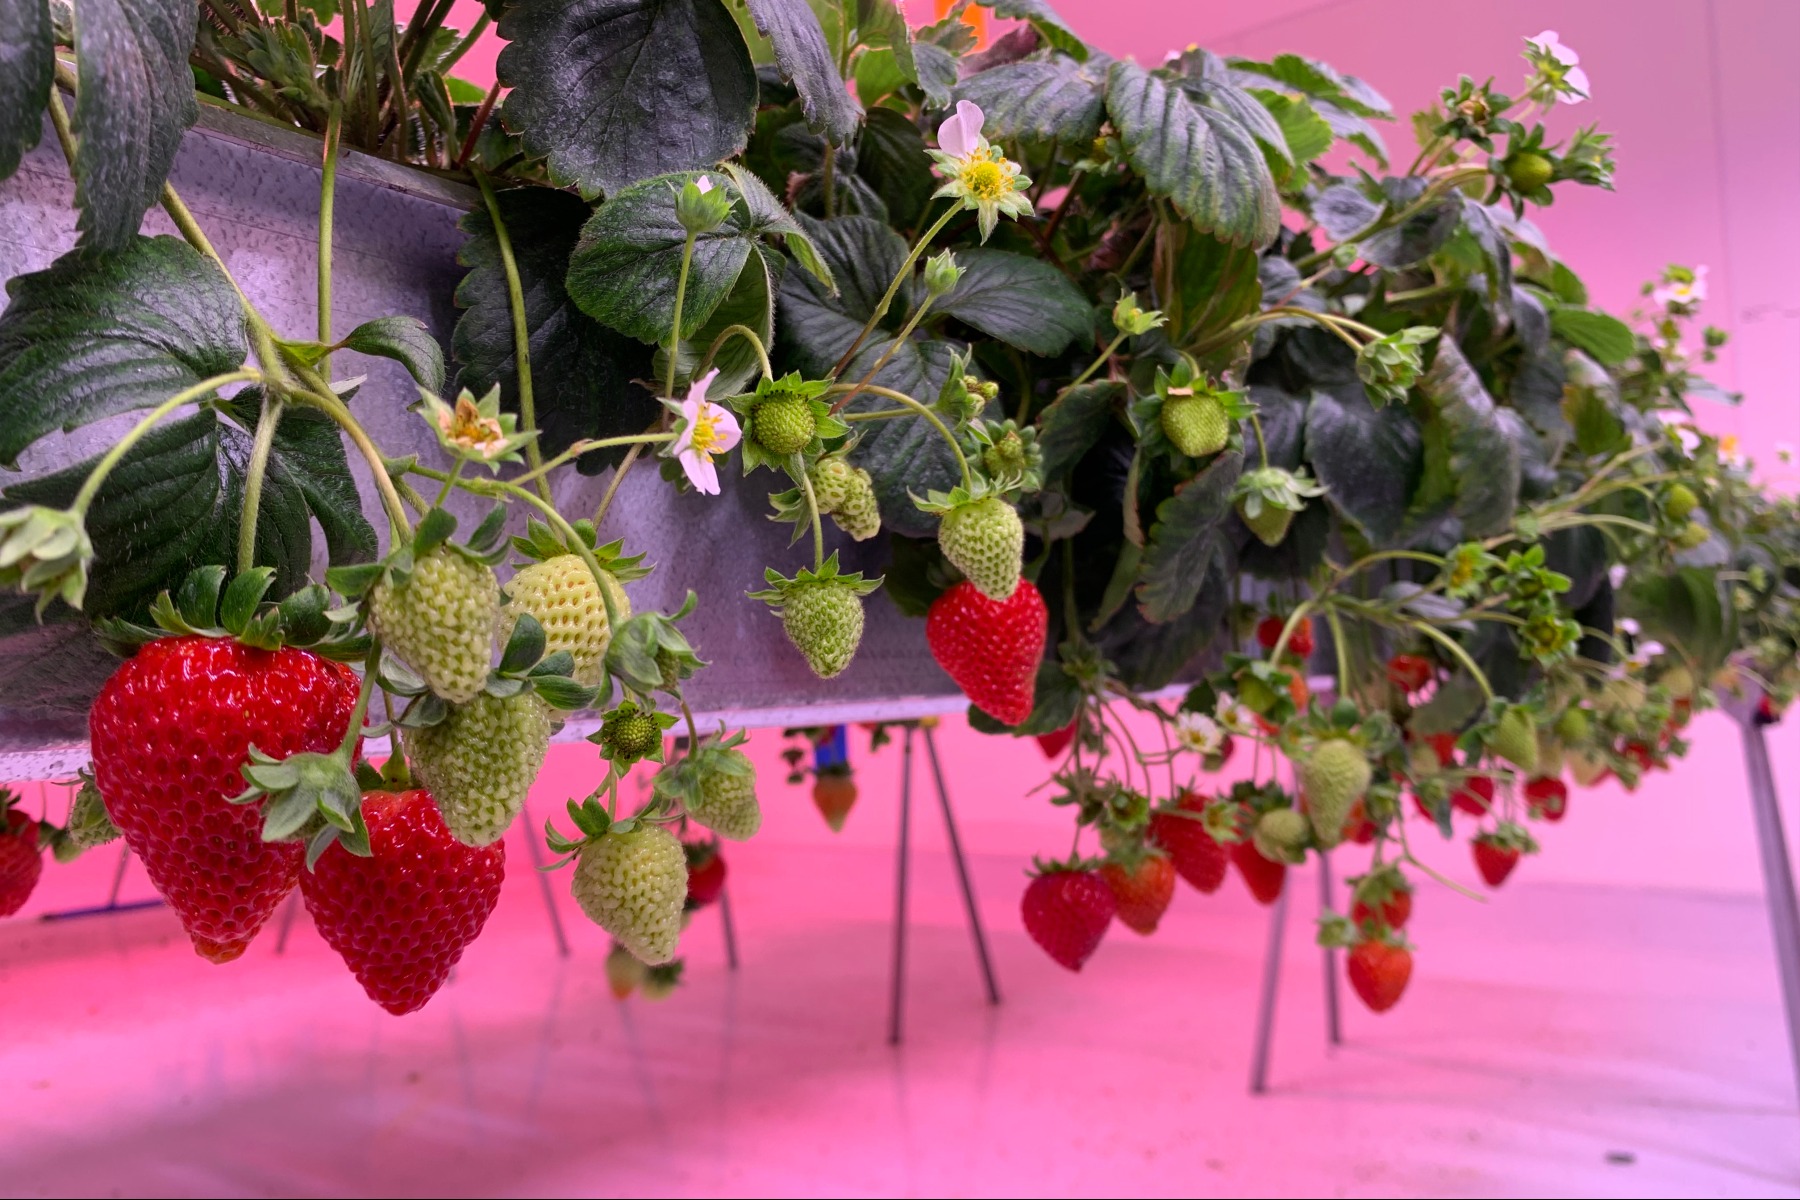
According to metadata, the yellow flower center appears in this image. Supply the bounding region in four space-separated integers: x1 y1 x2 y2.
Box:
689 406 724 460
960 157 1009 202
441 397 507 457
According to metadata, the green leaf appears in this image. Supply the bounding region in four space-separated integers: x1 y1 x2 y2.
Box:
0 0 52 183
1417 339 1520 538
724 162 835 289
566 171 752 344
1227 52 1391 119
1312 182 1381 241
1152 221 1262 346
1037 380 1119 485
454 186 659 473
911 40 958 108
952 53 1106 148
339 315 445 394
970 0 1087 61
653 244 775 397
1136 448 1242 622
1098 552 1232 690
935 248 1092 356
1105 60 1279 248
742 0 861 145
1303 384 1421 547
1171 49 1291 174
0 235 246 467
1258 92 1333 168
1625 567 1734 675
69 0 198 249
1550 307 1635 366
853 107 934 232
496 0 757 196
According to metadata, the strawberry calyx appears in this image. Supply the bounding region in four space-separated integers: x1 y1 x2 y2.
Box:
746 551 883 608
651 728 752 818
1027 851 1103 878
509 516 649 579
543 793 677 869
1474 820 1539 856
604 593 705 699
382 609 603 734
591 700 678 770
95 564 361 659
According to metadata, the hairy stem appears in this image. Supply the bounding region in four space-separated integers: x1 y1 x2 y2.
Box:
237 390 285 574
318 103 343 363
830 204 958 379
829 294 937 413
823 383 971 491
795 455 826 571
474 170 551 503
694 324 774 382
72 370 263 515
665 230 699 399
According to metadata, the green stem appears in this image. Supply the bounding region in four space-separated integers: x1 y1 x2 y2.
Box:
474 169 551 504
433 455 466 508
334 646 382 762
823 383 971 491
1414 622 1495 702
592 442 645 532
293 387 413 538
821 142 837 219
509 433 673 489
665 230 700 399
318 103 343 364
1061 332 1128 394
1326 606 1353 702
72 370 263 515
694 324 774 382
794 455 826 571
238 390 285 574
454 79 502 169
1247 412 1271 471
830 204 958 379
440 12 492 72
830 294 937 413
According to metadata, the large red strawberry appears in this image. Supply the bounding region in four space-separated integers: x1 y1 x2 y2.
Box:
1257 614 1312 657
926 579 1047 726
685 839 727 907
1231 837 1286 905
1350 865 1412 930
0 792 44 917
1148 793 1227 894
300 789 505 1014
1524 776 1568 822
1387 654 1434 694
1452 773 1494 816
1347 937 1412 1013
1021 862 1115 971
1099 851 1176 935
90 635 362 962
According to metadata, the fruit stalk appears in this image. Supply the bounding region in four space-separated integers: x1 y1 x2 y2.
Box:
71 370 264 517
237 390 286 574
827 383 972 491
828 203 959 381
318 103 343 359
474 169 551 503
663 227 700 401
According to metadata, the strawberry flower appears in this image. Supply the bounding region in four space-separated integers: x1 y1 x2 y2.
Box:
1523 31 1590 105
927 100 1033 242
1651 265 1708 312
1175 710 1226 757
667 369 742 495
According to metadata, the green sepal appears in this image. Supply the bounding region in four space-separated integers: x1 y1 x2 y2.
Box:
730 373 844 474
508 518 653 582
910 480 996 516
415 384 537 473
1232 464 1327 521
326 561 386 599
498 612 548 675
604 599 706 697
413 506 458 558
398 692 450 729
747 550 883 609
228 743 370 857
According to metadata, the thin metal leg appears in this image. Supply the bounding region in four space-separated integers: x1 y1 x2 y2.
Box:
40 844 163 922
1320 850 1341 1047
521 800 571 958
922 725 1000 1006
106 842 129 906
1736 707 1800 1101
718 886 740 971
887 725 915 1046
274 892 300 955
1248 879 1291 1094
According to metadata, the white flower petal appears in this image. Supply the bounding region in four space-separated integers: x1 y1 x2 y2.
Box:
937 100 986 159
1608 564 1629 589
1561 65 1591 102
680 448 721 495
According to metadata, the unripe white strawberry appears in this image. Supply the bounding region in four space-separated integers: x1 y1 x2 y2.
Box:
572 823 687 964
403 692 551 847
939 496 1022 601
371 547 498 704
685 748 762 840
1298 739 1371 848
501 555 630 686
831 467 881 541
780 582 866 679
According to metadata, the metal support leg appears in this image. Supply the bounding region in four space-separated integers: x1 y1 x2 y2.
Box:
922 725 1000 1006
39 843 162 922
521 799 571 958
1735 705 1800 1102
1320 851 1341 1047
718 886 740 971
887 725 915 1046
274 891 300 954
1248 879 1291 1094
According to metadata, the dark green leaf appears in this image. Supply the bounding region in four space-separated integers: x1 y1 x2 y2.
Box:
69 0 198 249
1304 384 1420 546
1037 381 1119 485
936 248 1091 356
911 40 957 108
496 0 757 196
1227 53 1390 119
1624 567 1734 675
952 54 1105 148
1107 60 1278 247
1417 339 1519 538
1171 49 1290 173
499 611 547 673
1152 220 1262 345
724 162 835 289
970 0 1086 60
1550 307 1635 366
653 244 776 397
854 107 933 231
0 235 245 467
340 315 445 394
879 534 948 618
0 0 52 183
1361 179 1457 269
1136 448 1242 622
743 0 861 145
1099 552 1232 690
454 186 658 473
1312 183 1380 241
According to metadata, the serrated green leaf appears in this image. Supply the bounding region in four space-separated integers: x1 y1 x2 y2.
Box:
1417 339 1520 538
1258 92 1333 167
852 107 933 232
952 54 1106 148
1136 449 1242 622
911 40 957 108
340 315 445 393
1098 552 1233 690
1037 381 1119 485
0 0 52 183
1152 221 1262 346
1303 385 1421 547
743 0 861 145
1550 307 1635 366
69 0 198 249
0 236 246 467
936 248 1092 356
496 0 757 196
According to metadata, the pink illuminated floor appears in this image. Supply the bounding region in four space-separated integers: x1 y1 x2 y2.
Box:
3 821 1797 1197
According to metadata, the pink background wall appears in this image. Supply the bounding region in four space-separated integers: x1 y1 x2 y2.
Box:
297 1 1796 902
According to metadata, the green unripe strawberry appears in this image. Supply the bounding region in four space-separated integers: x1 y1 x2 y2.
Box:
1536 730 1565 779
809 457 856 512
1253 808 1311 863
1161 393 1230 458
780 581 866 679
1675 520 1709 549
685 748 762 841
939 496 1023 601
1665 483 1699 521
370 547 499 704
1298 739 1371 848
1486 707 1539 773
750 392 816 457
572 823 687 964
501 555 630 686
402 691 551 847
1237 498 1296 547
831 468 881 541
1555 706 1591 743
1504 151 1554 193
599 703 660 761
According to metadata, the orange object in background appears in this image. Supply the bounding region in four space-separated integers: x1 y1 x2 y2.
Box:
934 0 989 44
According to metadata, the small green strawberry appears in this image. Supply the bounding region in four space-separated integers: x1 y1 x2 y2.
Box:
1674 520 1709 549
1298 739 1371 848
831 467 881 541
730 374 846 473
594 700 675 769
750 391 817 457
809 457 856 512
1664 483 1699 521
502 555 632 687
371 546 499 704
1556 706 1591 743
569 820 688 965
1252 808 1310 863
1161 392 1230 458
655 731 761 841
749 553 882 680
1239 501 1295 547
1503 151 1554 193
1233 465 1324 549
1485 705 1539 774
403 691 552 847
920 490 1022 601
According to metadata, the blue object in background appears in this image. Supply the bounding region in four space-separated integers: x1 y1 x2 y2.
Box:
813 725 849 770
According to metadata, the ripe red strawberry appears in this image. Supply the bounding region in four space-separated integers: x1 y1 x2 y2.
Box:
1098 852 1176 935
925 579 1047 726
812 768 857 832
1021 863 1115 971
1342 798 1376 844
1148 794 1227 894
1623 741 1656 772
1524 776 1568 822
1257 614 1313 657
1350 868 1412 930
1472 835 1522 887
1231 837 1286 905
685 841 727 907
300 789 504 1014
90 635 362 963
0 793 44 917
1452 774 1494 816
1347 938 1412 1013
1036 721 1077 760
1387 654 1433 693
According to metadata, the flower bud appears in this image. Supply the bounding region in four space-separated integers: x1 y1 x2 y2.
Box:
923 249 963 298
1111 292 1166 337
675 174 733 235
0 505 92 614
